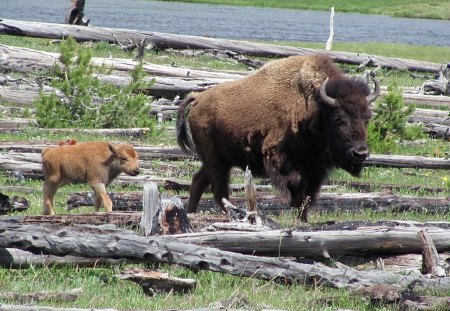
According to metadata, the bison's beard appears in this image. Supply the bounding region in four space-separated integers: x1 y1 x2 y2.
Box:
345 161 364 177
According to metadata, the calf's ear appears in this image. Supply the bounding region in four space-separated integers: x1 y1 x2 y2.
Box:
108 144 117 155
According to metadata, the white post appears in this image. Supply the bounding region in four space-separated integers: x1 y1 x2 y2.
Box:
326 7 335 51
140 182 161 236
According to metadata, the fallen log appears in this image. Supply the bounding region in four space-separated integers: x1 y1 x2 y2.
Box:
0 288 82 304
0 19 443 73
0 247 137 268
0 44 244 80
1 219 450 291
173 225 450 257
3 147 450 170
0 45 238 98
65 191 450 215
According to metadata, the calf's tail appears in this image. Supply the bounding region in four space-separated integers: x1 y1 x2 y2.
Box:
176 96 197 155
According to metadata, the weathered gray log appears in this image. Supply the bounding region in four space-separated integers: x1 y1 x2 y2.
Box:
330 180 449 195
0 44 244 80
0 45 239 98
2 219 450 291
174 225 450 257
0 19 443 73
65 190 450 215
422 123 450 139
402 93 450 108
0 288 82 304
364 154 450 169
0 247 137 268
3 146 450 170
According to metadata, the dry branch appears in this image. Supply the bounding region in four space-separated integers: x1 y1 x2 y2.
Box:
0 19 443 72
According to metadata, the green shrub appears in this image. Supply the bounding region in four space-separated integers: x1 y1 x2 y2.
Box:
367 81 425 153
35 37 154 129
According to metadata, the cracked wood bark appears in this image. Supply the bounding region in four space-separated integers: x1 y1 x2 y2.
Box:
1 220 450 291
0 19 443 73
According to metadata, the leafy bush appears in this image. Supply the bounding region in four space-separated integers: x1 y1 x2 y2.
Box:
35 37 154 129
367 81 425 153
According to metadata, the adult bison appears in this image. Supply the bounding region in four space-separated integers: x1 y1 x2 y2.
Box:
42 141 140 215
176 55 379 222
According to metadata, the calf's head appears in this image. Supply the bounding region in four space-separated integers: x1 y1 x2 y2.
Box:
108 144 140 176
318 76 379 176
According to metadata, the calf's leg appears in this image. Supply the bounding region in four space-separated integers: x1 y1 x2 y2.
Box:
42 180 58 215
90 183 113 212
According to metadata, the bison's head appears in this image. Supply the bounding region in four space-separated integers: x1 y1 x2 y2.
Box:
318 76 379 176
109 144 140 176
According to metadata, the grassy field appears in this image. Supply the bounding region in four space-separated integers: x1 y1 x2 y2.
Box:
156 0 450 20
1 33 450 310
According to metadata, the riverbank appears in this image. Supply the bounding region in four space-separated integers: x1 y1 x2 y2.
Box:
155 0 450 20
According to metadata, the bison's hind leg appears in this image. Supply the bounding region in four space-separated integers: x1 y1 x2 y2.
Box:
90 183 113 212
187 165 211 213
210 164 231 214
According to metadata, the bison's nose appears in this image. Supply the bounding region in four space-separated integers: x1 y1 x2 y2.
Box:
131 168 140 176
350 148 369 162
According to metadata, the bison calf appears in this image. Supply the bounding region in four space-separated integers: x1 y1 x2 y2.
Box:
42 141 140 215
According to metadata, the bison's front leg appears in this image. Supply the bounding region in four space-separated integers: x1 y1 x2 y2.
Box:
90 183 113 212
288 174 324 222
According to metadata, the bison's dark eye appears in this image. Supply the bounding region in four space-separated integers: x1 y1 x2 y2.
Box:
120 156 128 161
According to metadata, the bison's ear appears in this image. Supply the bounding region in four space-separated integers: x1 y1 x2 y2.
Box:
309 114 321 134
108 144 117 155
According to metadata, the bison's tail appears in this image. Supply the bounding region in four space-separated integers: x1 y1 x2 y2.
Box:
176 96 197 155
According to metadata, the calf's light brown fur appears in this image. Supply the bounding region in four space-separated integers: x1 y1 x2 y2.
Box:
42 141 140 215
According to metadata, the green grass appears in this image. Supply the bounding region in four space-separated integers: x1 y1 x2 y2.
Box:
155 0 450 20
0 265 392 311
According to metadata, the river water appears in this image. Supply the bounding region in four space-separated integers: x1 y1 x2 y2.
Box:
1 0 450 46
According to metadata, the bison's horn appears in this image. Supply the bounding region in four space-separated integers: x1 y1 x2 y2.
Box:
366 75 380 104
319 77 337 107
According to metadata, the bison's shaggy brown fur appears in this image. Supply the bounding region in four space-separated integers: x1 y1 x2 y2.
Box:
42 141 140 215
177 55 379 222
